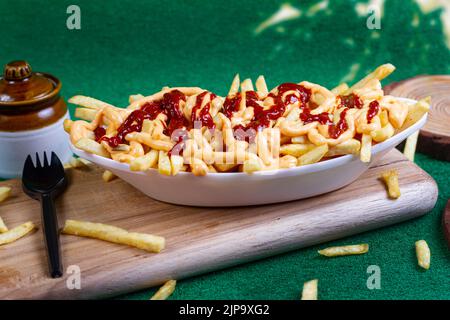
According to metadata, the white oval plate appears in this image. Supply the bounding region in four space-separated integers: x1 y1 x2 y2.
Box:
70 98 427 207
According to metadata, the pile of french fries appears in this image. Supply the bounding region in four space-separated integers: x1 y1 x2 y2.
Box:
65 64 430 176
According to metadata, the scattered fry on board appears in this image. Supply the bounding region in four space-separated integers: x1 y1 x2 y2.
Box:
0 221 36 246
318 244 369 257
403 131 419 161
61 219 165 253
415 240 430 270
150 280 177 300
301 279 318 300
0 217 8 233
0 186 12 203
102 170 117 182
380 169 401 199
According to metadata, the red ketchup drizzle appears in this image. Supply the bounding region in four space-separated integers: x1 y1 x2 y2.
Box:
328 108 349 139
339 93 363 109
191 91 216 129
223 94 242 119
233 84 312 140
96 90 187 147
367 100 380 123
300 108 332 125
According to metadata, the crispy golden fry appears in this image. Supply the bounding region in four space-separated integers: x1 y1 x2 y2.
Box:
331 83 349 95
150 280 177 300
318 244 369 257
403 131 419 161
297 144 328 166
360 134 372 162
241 78 254 92
68 95 116 110
170 155 184 175
301 279 318 300
243 157 262 173
415 240 430 270
69 156 87 168
62 219 165 253
75 138 111 158
0 187 12 203
381 169 400 199
326 139 360 157
371 123 395 142
255 75 268 97
75 108 97 121
346 64 395 94
102 170 117 182
158 151 172 176
279 155 297 169
401 97 431 130
64 119 73 133
129 94 145 104
0 217 8 233
130 149 159 171
280 143 316 157
228 74 240 96
291 136 308 144
0 221 36 246
379 110 389 127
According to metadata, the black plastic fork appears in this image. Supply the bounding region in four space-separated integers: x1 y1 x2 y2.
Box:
22 152 67 278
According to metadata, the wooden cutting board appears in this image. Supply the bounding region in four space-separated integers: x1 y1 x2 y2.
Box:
0 149 438 299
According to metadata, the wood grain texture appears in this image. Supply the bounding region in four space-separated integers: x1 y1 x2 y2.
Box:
0 149 438 299
384 76 450 161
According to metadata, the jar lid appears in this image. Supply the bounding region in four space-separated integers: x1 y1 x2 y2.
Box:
0 60 61 107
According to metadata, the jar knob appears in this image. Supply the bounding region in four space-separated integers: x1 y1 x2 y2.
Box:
4 60 32 81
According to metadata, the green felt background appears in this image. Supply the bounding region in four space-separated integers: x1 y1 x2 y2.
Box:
1 0 449 299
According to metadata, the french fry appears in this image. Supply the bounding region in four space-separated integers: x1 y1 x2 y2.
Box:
301 279 318 300
360 134 372 162
228 74 240 96
255 75 268 97
331 83 349 95
379 110 389 127
68 156 88 169
381 169 400 199
158 151 172 176
63 119 73 133
62 219 165 253
75 108 97 121
130 149 159 171
279 155 297 169
0 187 12 203
370 123 395 142
75 138 111 158
243 157 262 173
68 95 116 110
297 144 328 166
150 280 177 300
415 240 430 270
318 244 369 257
346 64 395 94
291 136 308 144
0 217 8 233
403 131 419 161
170 155 184 175
326 139 360 157
241 78 254 92
280 143 316 157
102 170 117 182
129 94 145 104
401 97 431 130
0 221 36 246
